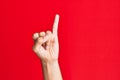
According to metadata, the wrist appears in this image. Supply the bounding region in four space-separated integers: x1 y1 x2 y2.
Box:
42 60 59 66
41 60 62 80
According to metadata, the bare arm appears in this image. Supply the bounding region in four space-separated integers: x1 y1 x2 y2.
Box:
42 61 62 80
32 14 62 80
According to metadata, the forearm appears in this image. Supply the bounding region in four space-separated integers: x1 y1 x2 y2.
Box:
42 61 62 80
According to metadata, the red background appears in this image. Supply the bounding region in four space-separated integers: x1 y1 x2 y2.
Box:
0 0 120 80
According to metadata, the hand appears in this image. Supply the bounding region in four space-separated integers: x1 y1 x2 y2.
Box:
32 14 60 64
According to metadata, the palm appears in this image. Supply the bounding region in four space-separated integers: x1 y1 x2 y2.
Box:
36 34 59 62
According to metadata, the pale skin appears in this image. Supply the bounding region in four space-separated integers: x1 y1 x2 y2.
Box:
32 14 62 80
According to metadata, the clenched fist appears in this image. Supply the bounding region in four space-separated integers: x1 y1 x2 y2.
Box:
32 14 60 64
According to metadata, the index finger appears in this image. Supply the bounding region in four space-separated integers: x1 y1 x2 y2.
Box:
52 14 60 36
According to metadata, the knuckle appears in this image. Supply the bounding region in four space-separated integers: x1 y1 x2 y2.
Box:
32 46 37 53
37 37 43 43
46 30 52 34
33 33 39 39
39 31 45 36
